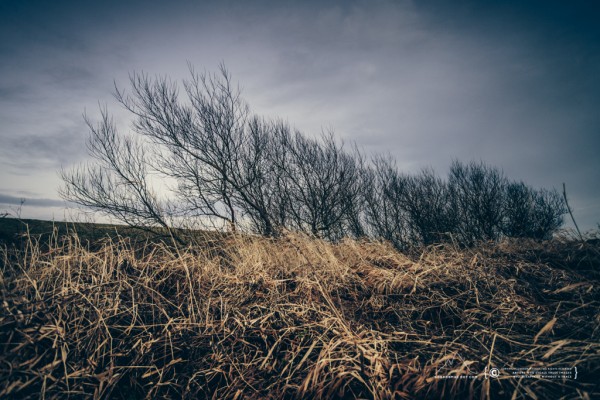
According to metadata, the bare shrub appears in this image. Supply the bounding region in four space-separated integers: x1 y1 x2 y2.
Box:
361 156 411 250
447 161 507 245
60 65 567 247
502 182 566 240
401 168 456 245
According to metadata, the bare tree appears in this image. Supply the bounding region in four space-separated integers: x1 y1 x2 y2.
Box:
59 108 178 241
447 161 507 245
228 117 290 236
61 65 567 247
62 64 291 238
271 129 364 240
502 182 566 239
362 156 411 249
114 64 249 230
401 168 456 245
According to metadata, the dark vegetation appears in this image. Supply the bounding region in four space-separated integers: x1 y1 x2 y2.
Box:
59 65 566 248
0 218 142 248
0 222 598 399
0 218 222 251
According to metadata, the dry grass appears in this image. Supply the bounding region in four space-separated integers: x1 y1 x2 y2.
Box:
1 230 598 399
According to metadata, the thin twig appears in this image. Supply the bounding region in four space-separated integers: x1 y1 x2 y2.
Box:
562 183 584 242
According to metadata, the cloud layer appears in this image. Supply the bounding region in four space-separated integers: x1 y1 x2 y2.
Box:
1 0 598 229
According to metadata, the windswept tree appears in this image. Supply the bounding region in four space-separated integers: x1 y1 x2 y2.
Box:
362 156 411 250
401 168 456 245
271 129 364 240
60 108 176 239
116 65 250 231
62 65 284 238
61 65 364 240
502 182 566 239
61 65 567 247
229 117 292 235
447 161 507 245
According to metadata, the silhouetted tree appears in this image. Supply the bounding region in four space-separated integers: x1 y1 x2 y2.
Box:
60 65 567 247
62 65 283 237
271 129 363 240
447 161 507 245
60 107 178 240
362 156 411 249
402 168 456 245
502 182 566 239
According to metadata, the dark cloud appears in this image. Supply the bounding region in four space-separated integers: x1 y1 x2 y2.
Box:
0 83 32 101
43 65 96 89
0 193 67 208
0 0 598 229
0 115 88 171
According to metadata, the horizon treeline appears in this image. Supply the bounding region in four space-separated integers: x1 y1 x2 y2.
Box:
60 65 566 249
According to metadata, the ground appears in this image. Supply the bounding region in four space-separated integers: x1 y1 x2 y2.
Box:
0 218 598 399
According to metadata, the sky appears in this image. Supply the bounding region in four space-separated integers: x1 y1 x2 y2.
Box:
0 0 599 231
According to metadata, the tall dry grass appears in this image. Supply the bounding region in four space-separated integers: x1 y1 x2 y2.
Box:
1 231 598 399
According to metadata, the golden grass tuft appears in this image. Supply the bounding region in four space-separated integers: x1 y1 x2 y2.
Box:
1 230 598 399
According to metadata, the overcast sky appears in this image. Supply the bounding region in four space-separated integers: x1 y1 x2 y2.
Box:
0 0 598 230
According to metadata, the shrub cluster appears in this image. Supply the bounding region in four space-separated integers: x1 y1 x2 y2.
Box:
61 65 566 248
362 159 566 249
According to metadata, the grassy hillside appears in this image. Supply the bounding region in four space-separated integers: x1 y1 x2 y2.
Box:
0 218 144 248
0 222 598 399
0 218 220 249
